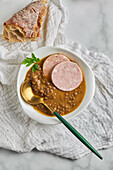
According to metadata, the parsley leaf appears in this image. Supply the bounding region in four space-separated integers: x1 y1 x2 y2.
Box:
26 63 32 67
22 53 40 72
34 63 39 70
36 58 40 62
32 53 37 62
32 65 36 72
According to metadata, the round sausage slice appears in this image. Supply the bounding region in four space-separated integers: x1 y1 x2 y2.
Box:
43 54 69 77
51 61 83 91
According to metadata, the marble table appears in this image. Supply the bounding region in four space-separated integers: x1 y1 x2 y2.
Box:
0 0 113 169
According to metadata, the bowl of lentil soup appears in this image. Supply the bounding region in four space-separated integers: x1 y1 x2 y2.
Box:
17 46 95 124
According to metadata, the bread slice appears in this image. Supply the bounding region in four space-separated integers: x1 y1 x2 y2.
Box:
3 0 47 43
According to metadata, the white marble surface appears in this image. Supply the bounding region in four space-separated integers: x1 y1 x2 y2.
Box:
0 0 113 169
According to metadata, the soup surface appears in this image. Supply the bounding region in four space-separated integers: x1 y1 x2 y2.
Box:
25 54 86 116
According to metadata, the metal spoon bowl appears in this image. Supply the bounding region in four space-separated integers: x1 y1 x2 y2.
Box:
20 79 53 112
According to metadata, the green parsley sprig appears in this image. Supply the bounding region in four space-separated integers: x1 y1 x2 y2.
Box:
22 53 40 72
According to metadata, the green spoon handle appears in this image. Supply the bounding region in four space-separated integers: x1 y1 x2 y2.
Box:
53 111 103 160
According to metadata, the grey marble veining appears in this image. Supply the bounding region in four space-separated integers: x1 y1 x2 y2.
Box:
0 0 113 169
64 0 113 63
0 147 113 170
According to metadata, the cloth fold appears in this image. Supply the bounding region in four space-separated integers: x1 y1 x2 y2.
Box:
0 0 113 159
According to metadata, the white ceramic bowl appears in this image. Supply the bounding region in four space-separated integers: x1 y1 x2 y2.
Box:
17 46 95 124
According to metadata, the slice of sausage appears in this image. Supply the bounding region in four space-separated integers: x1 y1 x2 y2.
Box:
43 54 69 77
51 61 83 91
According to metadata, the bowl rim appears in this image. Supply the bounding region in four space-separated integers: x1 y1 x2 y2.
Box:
17 46 95 124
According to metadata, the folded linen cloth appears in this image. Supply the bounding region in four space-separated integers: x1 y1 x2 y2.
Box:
0 0 113 160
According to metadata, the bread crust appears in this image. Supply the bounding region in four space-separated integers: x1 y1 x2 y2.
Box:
3 0 47 42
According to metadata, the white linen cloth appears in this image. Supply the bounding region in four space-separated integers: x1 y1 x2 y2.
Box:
0 0 113 159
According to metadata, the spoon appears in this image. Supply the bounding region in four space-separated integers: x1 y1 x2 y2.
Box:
20 79 103 160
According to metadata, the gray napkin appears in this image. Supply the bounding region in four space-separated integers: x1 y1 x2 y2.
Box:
0 0 113 159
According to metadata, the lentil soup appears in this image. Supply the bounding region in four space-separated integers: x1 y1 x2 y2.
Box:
25 54 86 116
